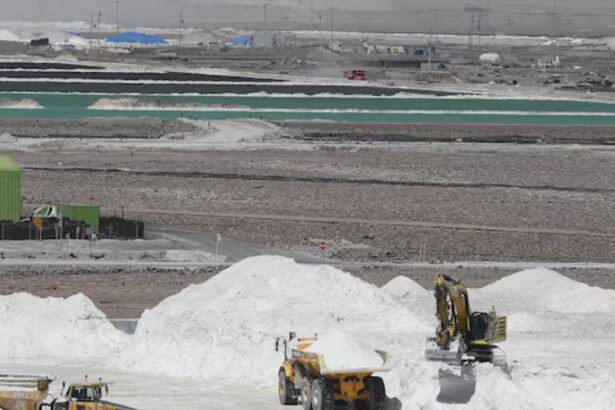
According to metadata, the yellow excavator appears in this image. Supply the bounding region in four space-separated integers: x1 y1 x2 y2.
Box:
425 274 507 366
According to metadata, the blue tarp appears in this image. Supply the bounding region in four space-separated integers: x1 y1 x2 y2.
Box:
230 36 252 46
106 32 167 44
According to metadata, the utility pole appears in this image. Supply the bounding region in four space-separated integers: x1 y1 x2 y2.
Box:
329 2 334 43
89 12 94 50
179 11 185 48
96 12 102 59
318 13 323 54
427 31 433 72
115 0 120 33
263 3 269 32
310 0 314 29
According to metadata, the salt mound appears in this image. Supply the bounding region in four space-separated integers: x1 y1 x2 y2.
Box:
475 268 615 314
0 29 21 42
0 293 128 360
118 256 424 385
305 329 383 371
0 132 17 142
381 276 432 323
0 98 42 109
89 98 248 112
381 276 427 300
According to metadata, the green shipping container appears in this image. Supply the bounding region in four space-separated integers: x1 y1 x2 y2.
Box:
0 156 21 223
60 204 100 234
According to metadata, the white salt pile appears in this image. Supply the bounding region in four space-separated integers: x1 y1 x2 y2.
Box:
305 329 384 371
0 293 128 360
118 255 425 385
0 98 42 109
381 276 433 323
474 268 615 314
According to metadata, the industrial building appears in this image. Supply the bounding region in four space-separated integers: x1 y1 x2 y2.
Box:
0 156 21 223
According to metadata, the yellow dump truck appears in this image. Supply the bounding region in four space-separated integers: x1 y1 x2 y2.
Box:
0 373 54 410
276 333 391 410
47 380 137 410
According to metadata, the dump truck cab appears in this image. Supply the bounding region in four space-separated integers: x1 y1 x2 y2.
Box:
66 382 107 404
49 380 136 410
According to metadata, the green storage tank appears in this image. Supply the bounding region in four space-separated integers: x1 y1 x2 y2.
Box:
0 156 21 223
60 204 100 234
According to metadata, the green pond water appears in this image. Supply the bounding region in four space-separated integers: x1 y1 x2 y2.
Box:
3 93 615 125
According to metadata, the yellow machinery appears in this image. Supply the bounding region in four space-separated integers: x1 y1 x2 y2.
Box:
276 332 391 410
0 374 53 410
425 274 507 365
42 379 137 410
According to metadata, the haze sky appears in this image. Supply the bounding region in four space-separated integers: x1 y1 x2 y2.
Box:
2 1 614 35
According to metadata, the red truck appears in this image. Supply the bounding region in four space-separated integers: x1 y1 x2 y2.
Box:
343 70 367 80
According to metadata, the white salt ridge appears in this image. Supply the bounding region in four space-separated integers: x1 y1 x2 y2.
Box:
0 293 128 360
0 98 42 109
381 276 432 323
305 329 384 371
118 255 424 385
89 97 248 112
475 268 615 314
0 29 21 42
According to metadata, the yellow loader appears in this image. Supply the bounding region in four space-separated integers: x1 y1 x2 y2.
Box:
42 379 136 410
275 332 391 410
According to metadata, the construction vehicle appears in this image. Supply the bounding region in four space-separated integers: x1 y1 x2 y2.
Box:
275 332 391 410
425 274 507 366
0 374 53 410
343 70 367 81
43 378 137 410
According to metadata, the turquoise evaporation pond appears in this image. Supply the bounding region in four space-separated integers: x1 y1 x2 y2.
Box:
3 93 615 125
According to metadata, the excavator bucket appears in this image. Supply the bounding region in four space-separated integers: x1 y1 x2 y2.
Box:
424 337 464 364
437 364 476 404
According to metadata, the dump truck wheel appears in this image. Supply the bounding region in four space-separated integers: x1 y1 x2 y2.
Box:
311 378 334 410
301 377 312 410
279 370 298 405
364 376 386 410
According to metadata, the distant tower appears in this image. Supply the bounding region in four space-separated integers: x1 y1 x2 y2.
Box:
263 3 269 32
115 0 120 33
329 3 335 43
310 0 314 28
179 11 185 48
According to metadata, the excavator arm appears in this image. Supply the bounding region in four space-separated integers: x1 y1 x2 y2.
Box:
434 274 472 349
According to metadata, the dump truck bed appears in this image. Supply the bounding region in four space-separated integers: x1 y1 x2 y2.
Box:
0 374 53 410
292 349 392 375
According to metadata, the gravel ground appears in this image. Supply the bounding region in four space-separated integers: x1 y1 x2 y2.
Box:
10 144 615 264
0 266 221 319
4 121 615 317
0 118 195 139
283 122 615 145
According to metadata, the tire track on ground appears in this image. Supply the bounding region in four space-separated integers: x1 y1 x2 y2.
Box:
22 166 615 194
125 207 615 238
